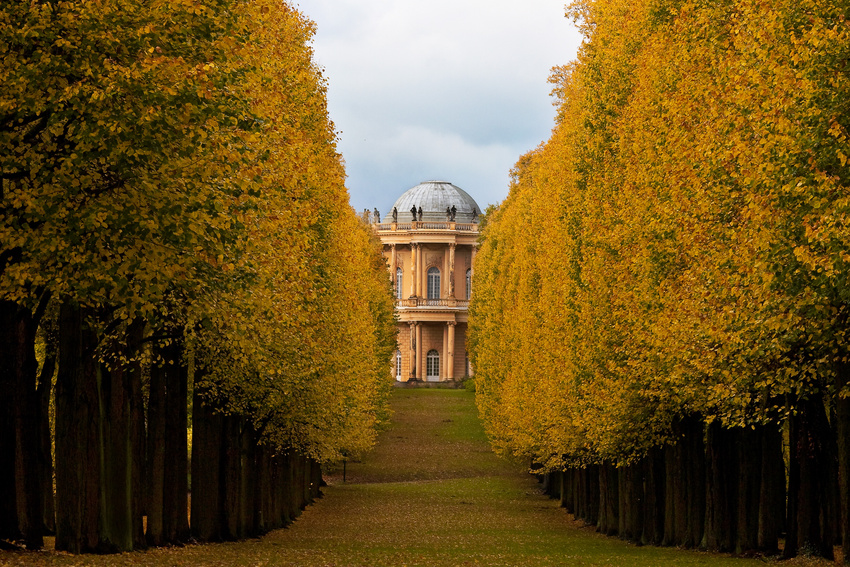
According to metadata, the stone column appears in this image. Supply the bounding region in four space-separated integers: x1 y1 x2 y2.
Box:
409 321 417 381
447 322 455 380
442 325 448 380
390 244 397 297
415 323 423 381
410 244 418 298
448 243 456 299
416 244 424 298
470 244 477 292
442 249 448 299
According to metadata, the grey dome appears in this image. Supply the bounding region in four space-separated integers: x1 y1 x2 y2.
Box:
388 181 481 223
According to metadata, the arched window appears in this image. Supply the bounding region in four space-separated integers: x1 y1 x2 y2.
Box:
396 349 402 379
396 267 403 299
466 268 472 300
426 349 440 380
427 267 440 299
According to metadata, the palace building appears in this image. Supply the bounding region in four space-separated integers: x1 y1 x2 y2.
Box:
374 180 481 383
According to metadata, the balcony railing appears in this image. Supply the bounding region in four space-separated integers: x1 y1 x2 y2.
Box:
397 298 470 309
376 222 478 232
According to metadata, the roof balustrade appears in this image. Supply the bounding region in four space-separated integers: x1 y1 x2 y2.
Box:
397 298 470 309
375 222 478 232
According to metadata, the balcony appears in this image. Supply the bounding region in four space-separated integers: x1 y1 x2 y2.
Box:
376 222 478 232
397 298 470 309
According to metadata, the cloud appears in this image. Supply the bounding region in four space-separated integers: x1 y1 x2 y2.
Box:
295 0 582 210
342 123 521 214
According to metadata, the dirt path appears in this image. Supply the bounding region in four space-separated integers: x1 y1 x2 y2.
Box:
1 389 822 566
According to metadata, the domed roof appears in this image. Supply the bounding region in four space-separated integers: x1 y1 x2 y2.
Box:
388 181 481 223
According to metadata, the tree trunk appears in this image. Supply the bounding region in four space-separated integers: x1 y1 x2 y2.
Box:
311 459 323 500
684 416 705 549
785 401 800 559
255 443 269 536
128 321 146 550
617 464 626 539
824 403 841 548
146 348 167 547
295 453 307 512
620 462 644 544
642 446 665 546
662 442 677 546
554 470 563 508
54 301 101 553
0 300 42 549
562 468 575 514
36 331 56 536
0 311 17 541
598 461 618 536
239 421 255 537
758 421 784 554
147 333 190 546
576 466 587 522
162 337 189 543
673 423 689 546
836 362 850 563
99 359 133 552
190 389 224 542
736 426 762 555
664 420 690 547
222 415 242 540
269 453 284 529
280 452 294 525
787 395 835 560
703 422 737 552
97 320 145 553
275 453 288 527
586 464 600 526
292 452 307 518
300 454 310 509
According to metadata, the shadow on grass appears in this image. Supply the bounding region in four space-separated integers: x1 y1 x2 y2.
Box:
2 389 834 567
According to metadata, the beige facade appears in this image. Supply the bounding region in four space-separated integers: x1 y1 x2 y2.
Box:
375 181 480 382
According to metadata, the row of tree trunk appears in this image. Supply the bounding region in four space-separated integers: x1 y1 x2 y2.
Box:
545 403 840 559
0 300 322 553
191 390 322 542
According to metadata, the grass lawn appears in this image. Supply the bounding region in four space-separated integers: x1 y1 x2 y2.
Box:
1 389 834 566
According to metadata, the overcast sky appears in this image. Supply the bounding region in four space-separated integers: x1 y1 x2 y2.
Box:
294 0 583 216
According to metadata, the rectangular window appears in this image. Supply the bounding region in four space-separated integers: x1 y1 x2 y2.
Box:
427 268 440 300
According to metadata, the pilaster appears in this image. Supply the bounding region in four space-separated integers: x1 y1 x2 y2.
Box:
409 321 417 381
415 322 423 381
447 322 456 380
448 243 456 298
410 244 418 298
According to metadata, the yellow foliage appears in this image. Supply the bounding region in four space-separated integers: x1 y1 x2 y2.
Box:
0 0 396 463
470 0 850 467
